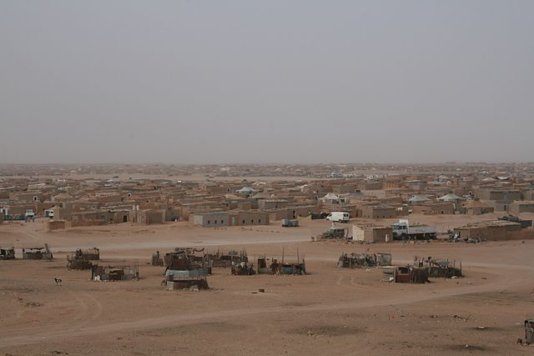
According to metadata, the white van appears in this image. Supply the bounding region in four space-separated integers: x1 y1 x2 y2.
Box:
326 212 350 223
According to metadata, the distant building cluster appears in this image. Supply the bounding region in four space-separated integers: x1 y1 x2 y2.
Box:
0 163 533 242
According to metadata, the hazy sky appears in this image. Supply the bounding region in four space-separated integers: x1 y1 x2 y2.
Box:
1 1 533 164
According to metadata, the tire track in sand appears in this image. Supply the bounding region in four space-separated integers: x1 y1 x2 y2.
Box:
0 262 528 349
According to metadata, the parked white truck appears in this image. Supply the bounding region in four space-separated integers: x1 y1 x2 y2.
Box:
326 212 350 223
24 209 36 222
392 219 437 240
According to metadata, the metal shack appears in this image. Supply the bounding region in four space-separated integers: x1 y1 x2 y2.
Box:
231 261 256 275
22 244 53 260
338 252 392 268
525 319 534 344
384 266 429 284
0 247 15 260
319 226 350 240
258 250 306 275
91 265 139 281
163 248 210 290
67 248 100 270
165 269 209 290
207 249 248 268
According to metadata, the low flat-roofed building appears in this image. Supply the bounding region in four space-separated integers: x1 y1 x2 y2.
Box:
69 208 131 227
462 200 494 215
134 209 166 225
258 199 288 210
48 220 67 230
510 201 534 215
411 202 455 215
361 204 396 219
522 190 534 201
352 224 393 243
477 188 522 202
231 211 269 226
454 220 523 241
190 212 230 227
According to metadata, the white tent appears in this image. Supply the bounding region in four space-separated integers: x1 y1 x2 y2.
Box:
438 193 463 202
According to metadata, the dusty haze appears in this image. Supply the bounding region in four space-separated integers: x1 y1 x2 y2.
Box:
0 1 533 164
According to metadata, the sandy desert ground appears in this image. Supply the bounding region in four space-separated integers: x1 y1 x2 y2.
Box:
1 215 533 355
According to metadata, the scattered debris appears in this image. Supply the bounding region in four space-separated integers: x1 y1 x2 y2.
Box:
91 265 139 281
452 314 471 321
231 261 256 275
25 301 43 307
